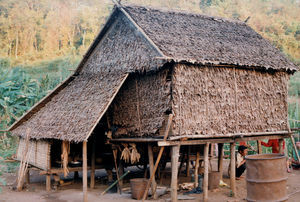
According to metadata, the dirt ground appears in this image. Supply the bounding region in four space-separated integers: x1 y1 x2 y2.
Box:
1 159 299 202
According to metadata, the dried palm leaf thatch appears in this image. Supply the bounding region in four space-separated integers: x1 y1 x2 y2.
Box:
129 143 140 164
121 143 130 163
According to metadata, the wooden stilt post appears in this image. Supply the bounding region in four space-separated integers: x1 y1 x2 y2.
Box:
83 141 88 202
112 148 122 194
46 175 51 191
194 151 200 188
142 114 173 201
186 146 190 177
203 143 209 202
230 142 236 197
279 139 284 154
148 144 158 199
257 140 262 154
90 139 96 189
218 143 224 181
25 169 30 184
171 145 180 202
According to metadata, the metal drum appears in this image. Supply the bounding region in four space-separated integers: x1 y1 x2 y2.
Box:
245 154 288 202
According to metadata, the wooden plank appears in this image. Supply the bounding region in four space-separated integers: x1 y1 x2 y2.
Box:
230 143 236 197
168 131 291 141
158 138 233 147
83 141 88 202
142 114 173 201
90 140 96 189
147 144 158 199
46 175 51 191
235 134 290 142
194 151 200 188
203 143 209 202
110 138 162 143
218 143 224 181
171 145 180 202
40 166 103 175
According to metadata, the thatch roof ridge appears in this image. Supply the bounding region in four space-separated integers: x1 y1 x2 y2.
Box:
123 4 298 72
122 3 246 26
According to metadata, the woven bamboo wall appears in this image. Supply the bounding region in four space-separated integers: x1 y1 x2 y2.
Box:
172 64 289 137
110 68 172 137
16 138 51 170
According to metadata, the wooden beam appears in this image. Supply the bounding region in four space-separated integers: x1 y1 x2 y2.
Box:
235 134 290 142
230 143 236 197
218 143 224 181
83 141 88 202
90 140 96 189
46 175 51 191
147 144 158 199
168 131 291 141
257 140 262 154
112 148 122 194
194 151 200 188
171 145 180 202
203 143 209 202
142 114 173 201
40 166 102 175
158 138 233 147
25 169 30 184
186 146 190 177
110 138 162 143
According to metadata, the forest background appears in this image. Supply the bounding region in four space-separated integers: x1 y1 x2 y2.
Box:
0 0 299 179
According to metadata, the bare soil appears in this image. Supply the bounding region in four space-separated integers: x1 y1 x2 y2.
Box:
1 159 299 202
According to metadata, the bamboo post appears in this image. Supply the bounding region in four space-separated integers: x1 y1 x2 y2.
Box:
112 148 122 194
118 162 124 186
218 143 224 181
83 141 88 202
194 151 200 188
171 145 180 202
230 142 236 197
279 139 284 154
46 175 51 191
257 140 262 154
25 169 30 184
90 140 96 189
290 134 300 162
186 146 190 177
203 143 209 202
142 114 173 201
147 144 158 199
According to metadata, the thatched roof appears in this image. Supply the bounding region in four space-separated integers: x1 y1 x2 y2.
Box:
124 5 298 72
11 72 128 142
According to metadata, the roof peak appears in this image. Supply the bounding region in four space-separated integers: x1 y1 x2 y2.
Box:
121 3 246 26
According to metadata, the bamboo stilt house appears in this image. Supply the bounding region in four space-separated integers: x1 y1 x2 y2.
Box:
8 3 298 201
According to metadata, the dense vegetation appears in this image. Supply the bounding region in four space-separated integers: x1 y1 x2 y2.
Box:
0 0 299 178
